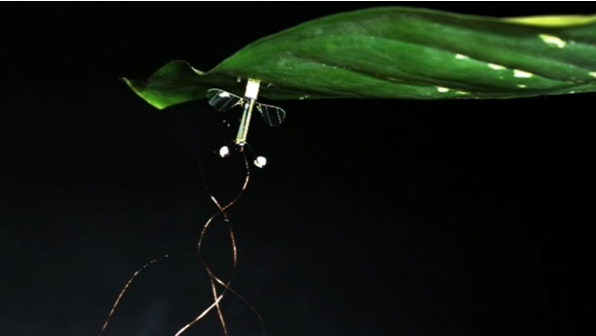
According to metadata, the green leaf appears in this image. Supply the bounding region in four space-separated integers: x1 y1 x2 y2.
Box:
123 6 596 110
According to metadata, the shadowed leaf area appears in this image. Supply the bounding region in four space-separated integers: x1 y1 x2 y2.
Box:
123 6 596 109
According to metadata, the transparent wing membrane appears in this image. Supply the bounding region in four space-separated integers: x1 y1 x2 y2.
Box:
256 103 286 127
207 89 245 112
207 88 286 127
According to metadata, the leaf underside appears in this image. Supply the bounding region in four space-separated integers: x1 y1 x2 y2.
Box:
123 6 596 110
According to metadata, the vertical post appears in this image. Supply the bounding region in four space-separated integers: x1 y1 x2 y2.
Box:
235 79 261 146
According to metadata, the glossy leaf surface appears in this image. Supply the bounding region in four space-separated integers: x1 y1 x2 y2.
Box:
123 7 596 109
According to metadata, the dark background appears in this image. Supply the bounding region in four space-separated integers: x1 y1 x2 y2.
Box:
1 2 593 336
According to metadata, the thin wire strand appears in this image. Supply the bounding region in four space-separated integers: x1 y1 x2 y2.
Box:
98 116 265 336
98 255 170 336
97 252 208 335
174 121 266 336
173 152 247 335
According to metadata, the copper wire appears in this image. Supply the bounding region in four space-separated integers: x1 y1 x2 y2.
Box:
99 119 265 336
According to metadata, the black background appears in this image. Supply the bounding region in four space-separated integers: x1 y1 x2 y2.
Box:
1 2 594 336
